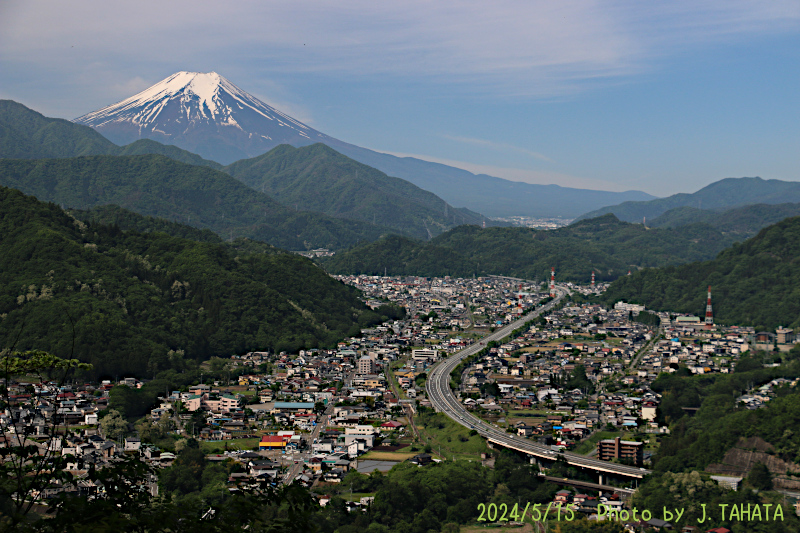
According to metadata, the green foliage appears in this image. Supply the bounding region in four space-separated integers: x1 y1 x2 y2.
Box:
747 462 773 490
649 202 800 239
0 350 93 529
632 311 660 326
70 204 224 244
0 154 388 251
225 143 490 240
0 99 225 168
322 214 736 282
633 471 798 532
99 409 129 441
603 215 800 330
552 364 595 394
0 186 384 378
651 359 800 472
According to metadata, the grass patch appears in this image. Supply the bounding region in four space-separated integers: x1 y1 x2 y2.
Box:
359 451 416 461
199 437 260 454
415 411 489 456
343 492 376 502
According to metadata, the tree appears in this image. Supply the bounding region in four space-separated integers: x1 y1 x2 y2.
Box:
0 349 92 529
747 462 773 491
100 409 129 442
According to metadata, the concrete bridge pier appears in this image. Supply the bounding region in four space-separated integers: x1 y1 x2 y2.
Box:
598 473 603 485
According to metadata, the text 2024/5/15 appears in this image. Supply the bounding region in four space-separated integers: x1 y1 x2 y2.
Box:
477 502 578 523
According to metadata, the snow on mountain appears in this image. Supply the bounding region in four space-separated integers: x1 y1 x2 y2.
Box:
74 71 331 164
74 71 656 217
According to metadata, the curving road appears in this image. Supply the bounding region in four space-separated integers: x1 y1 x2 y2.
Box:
426 286 651 481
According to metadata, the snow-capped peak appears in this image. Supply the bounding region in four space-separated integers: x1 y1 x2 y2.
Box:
74 71 330 164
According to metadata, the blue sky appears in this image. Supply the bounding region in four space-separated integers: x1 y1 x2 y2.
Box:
1 1 798 196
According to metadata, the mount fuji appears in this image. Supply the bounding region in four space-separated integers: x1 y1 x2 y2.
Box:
74 71 332 164
75 71 656 217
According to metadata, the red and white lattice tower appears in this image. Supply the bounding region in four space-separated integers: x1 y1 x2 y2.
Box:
591 271 595 290
550 267 555 298
705 285 713 328
518 284 523 313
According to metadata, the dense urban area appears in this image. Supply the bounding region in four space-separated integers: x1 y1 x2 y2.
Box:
5 272 800 531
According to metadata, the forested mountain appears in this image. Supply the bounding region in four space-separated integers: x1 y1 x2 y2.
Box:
0 154 391 250
0 100 223 169
69 204 225 244
649 202 800 238
225 143 492 240
322 214 736 282
0 186 397 378
4 100 496 240
603 215 800 330
576 177 800 223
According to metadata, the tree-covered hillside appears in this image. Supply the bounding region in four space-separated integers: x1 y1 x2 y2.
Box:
322 214 737 282
576 177 800 223
0 186 399 378
649 202 800 238
603 216 800 330
0 100 223 170
225 143 492 240
0 155 391 250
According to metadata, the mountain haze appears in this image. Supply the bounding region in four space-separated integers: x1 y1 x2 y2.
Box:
4 100 499 241
73 72 656 218
225 143 494 240
576 177 800 223
324 141 658 218
322 214 736 282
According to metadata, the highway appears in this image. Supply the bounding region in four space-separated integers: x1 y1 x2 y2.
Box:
426 286 651 481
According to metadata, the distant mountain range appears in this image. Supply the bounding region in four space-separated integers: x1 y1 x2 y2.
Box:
321 214 737 282
575 177 800 223
72 71 656 218
1 100 492 244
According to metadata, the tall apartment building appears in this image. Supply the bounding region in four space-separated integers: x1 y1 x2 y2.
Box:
597 436 643 466
357 356 376 375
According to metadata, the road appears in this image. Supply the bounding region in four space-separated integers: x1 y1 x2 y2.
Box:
426 286 651 481
282 403 333 484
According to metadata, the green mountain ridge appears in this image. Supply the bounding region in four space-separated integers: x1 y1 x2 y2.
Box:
603 215 800 330
0 154 391 250
0 186 396 378
321 213 737 282
576 177 800 223
224 143 493 240
649 202 800 238
0 99 224 169
3 99 498 242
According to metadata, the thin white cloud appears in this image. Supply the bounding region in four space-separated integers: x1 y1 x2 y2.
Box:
442 135 554 163
377 149 639 193
2 1 798 102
